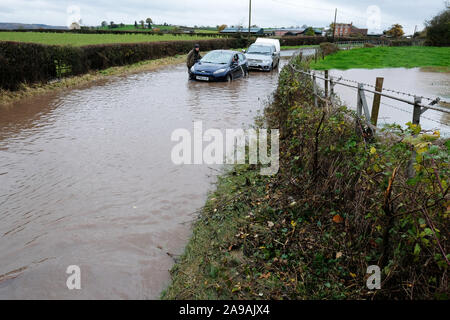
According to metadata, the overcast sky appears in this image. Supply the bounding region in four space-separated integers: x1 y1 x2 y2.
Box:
0 0 447 34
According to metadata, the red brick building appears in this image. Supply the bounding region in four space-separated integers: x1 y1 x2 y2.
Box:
334 23 368 37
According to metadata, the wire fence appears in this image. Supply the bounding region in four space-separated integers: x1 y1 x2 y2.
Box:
287 53 450 178
288 52 450 133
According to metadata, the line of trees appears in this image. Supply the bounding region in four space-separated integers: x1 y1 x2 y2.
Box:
424 7 449 46
101 18 153 29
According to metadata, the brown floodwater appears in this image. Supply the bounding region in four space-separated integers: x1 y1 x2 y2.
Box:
0 51 295 299
318 68 450 135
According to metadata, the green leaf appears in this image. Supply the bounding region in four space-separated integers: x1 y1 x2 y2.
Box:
444 139 450 152
414 243 421 256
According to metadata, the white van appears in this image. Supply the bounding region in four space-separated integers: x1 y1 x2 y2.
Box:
255 38 281 55
244 38 281 71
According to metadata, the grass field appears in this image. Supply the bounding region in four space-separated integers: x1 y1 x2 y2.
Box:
0 31 222 46
311 46 450 70
97 24 218 33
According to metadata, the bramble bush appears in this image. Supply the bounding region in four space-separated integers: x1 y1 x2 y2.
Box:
259 54 449 299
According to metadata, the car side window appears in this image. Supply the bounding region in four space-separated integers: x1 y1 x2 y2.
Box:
238 53 245 61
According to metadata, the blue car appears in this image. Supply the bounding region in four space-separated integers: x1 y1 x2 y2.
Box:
190 50 248 82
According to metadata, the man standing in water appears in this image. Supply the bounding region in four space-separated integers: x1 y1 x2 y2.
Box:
187 44 202 77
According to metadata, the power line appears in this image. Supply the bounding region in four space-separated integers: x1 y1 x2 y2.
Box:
270 0 368 25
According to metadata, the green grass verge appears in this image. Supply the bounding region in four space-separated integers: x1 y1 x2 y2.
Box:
0 31 222 46
310 46 450 70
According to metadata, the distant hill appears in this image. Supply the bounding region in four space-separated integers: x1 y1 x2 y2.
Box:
0 23 68 30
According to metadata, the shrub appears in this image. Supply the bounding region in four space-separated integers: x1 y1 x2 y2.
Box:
319 42 339 56
425 8 450 47
390 40 414 47
0 41 57 90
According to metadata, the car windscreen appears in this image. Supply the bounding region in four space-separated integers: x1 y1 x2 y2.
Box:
247 45 273 55
201 51 233 64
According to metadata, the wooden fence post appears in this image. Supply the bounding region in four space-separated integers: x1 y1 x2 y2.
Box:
407 96 423 178
324 70 329 98
357 84 371 121
330 77 334 97
412 96 422 125
313 73 318 108
357 84 363 117
371 77 384 126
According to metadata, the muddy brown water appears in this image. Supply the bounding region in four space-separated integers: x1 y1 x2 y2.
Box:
0 51 295 299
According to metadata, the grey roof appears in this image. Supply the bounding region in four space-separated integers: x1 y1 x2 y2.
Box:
221 27 264 33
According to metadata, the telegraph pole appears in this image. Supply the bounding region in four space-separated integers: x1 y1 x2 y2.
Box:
332 8 337 42
248 0 252 42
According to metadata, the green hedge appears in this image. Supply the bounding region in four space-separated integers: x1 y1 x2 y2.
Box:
279 36 333 46
0 37 247 90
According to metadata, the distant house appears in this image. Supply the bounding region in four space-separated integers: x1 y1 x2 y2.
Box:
274 28 305 36
334 23 368 37
220 27 268 35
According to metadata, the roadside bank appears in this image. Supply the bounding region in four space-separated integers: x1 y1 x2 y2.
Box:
162 53 449 300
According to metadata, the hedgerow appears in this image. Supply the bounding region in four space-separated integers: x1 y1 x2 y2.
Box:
0 37 247 90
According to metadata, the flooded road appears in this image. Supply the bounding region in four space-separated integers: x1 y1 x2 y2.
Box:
1 50 448 299
0 52 294 299
321 68 450 135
